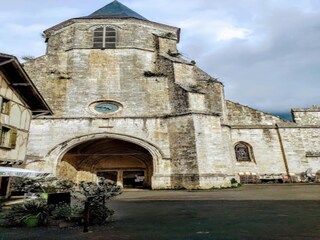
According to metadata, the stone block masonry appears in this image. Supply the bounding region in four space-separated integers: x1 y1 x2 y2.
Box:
22 2 320 188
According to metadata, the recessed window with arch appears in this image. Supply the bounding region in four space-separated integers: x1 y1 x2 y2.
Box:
234 142 255 162
93 26 116 49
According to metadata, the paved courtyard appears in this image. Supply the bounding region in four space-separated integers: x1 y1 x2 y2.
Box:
0 185 320 240
114 184 320 201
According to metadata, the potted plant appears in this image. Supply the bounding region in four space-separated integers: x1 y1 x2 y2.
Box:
17 199 49 227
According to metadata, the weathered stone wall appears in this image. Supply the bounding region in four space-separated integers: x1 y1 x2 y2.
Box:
174 63 196 86
199 80 226 120
229 123 320 177
226 100 286 125
24 18 224 120
24 19 181 119
230 126 286 175
26 17 234 189
45 19 178 54
22 11 320 189
158 37 177 54
225 99 320 177
188 93 206 112
26 117 171 171
167 114 199 188
193 115 235 188
226 101 320 177
292 107 320 125
58 156 78 182
27 113 239 189
25 49 173 118
155 55 189 114
277 124 320 175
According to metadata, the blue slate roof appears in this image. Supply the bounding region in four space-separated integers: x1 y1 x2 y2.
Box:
88 0 148 21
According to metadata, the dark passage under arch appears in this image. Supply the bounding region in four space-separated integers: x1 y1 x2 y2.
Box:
58 138 153 188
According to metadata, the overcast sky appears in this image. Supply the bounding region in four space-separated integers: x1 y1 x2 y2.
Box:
0 0 319 115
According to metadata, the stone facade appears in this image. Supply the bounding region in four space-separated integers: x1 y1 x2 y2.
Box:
23 2 320 189
227 102 320 179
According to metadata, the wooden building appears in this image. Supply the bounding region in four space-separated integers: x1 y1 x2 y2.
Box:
0 53 52 197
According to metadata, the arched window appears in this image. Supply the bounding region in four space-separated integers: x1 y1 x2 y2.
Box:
235 142 254 162
93 27 116 49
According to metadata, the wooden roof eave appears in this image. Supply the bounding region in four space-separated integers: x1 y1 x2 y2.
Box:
0 54 53 115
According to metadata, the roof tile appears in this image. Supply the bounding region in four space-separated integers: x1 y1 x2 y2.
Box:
88 0 147 21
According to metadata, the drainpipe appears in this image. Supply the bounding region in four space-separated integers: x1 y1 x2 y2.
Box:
275 124 292 182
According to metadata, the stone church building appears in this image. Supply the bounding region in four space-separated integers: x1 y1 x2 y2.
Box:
23 1 320 189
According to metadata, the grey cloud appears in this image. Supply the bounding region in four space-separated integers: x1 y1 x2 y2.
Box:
0 0 319 114
176 1 320 113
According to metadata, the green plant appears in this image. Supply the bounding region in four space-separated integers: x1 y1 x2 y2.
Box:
50 202 83 222
1 178 120 228
78 179 121 200
1 199 50 227
167 49 181 57
144 71 166 77
189 84 202 92
230 178 238 184
11 177 76 195
11 177 42 193
207 77 219 83
161 32 174 38
230 178 241 188
19 199 49 225
21 55 35 61
78 179 120 225
0 207 25 227
90 204 114 225
190 60 196 65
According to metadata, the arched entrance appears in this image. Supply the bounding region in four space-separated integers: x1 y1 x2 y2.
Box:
58 138 154 188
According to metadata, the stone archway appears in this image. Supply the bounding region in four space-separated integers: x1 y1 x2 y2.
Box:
46 133 163 189
58 138 153 188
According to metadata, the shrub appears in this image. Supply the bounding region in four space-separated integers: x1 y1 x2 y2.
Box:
78 179 121 225
90 204 114 225
1 177 121 227
230 178 238 184
50 202 83 222
1 199 49 226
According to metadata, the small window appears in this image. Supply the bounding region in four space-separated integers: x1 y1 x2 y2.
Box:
0 126 17 149
235 142 254 162
93 27 116 49
1 98 10 115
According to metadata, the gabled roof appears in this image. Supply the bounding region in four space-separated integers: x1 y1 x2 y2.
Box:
87 0 147 21
0 53 52 116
